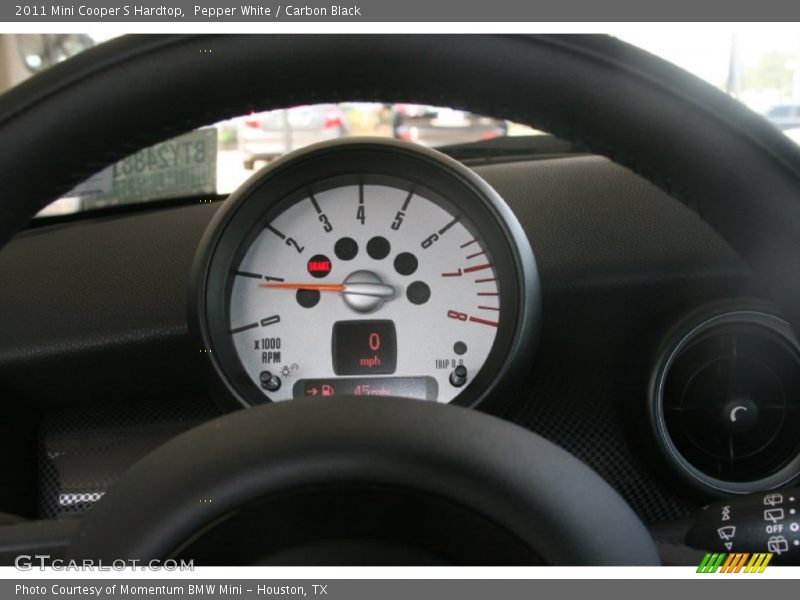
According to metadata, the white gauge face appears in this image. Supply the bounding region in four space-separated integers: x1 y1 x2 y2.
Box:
227 182 501 403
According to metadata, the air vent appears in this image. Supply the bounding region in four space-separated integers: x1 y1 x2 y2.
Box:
651 310 800 494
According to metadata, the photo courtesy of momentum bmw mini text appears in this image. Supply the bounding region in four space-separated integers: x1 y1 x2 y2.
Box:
16 583 319 596
1 0 800 598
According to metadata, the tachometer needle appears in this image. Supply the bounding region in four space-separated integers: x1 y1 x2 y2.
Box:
259 282 345 292
259 281 396 298
261 271 396 313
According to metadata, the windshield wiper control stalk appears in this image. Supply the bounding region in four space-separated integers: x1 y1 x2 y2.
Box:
684 487 799 564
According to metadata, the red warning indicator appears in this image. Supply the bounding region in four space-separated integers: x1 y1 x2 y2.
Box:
308 260 331 272
307 254 332 278
305 384 335 397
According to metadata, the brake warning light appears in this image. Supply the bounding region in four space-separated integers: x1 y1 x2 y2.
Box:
308 261 330 272
307 254 332 278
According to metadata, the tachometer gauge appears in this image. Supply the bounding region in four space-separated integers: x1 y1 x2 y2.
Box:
191 139 539 411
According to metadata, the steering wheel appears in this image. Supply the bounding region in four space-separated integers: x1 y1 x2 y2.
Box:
4 34 800 565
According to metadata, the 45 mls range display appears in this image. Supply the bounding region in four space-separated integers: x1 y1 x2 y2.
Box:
190 139 539 411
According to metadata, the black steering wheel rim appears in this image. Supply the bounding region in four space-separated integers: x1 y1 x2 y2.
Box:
5 33 800 565
2 35 800 331
69 396 660 565
3 36 800 336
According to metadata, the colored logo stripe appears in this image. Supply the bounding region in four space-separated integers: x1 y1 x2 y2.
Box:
745 553 772 573
697 553 726 573
721 553 749 573
697 553 772 573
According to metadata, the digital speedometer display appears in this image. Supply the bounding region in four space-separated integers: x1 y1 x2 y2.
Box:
332 320 398 376
193 139 538 410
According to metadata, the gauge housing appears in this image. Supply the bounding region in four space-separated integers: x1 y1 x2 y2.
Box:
189 138 540 412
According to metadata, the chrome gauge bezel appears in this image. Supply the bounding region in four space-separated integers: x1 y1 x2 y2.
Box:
189 138 540 412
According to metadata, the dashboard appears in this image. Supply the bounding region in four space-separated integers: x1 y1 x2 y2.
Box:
0 150 795 536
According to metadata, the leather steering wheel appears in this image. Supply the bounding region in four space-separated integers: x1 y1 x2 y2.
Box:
4 34 800 565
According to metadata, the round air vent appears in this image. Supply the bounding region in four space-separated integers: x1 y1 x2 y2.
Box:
651 309 800 494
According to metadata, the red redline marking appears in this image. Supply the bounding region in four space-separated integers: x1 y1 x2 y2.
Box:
478 305 500 311
466 251 485 259
475 277 496 284
460 239 478 248
469 316 498 327
463 263 492 274
441 272 462 277
477 292 499 296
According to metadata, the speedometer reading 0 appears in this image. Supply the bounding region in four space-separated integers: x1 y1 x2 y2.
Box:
192 139 538 410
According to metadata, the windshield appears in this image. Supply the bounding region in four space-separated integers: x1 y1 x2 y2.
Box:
3 32 800 217
34 103 539 217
